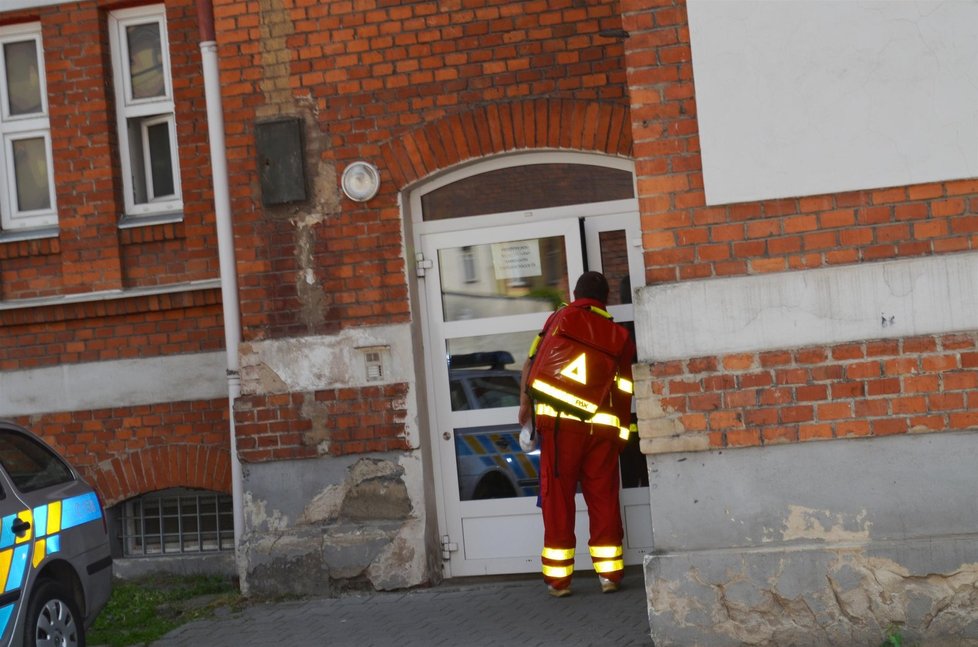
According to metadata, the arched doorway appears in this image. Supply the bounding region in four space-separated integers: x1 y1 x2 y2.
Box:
409 152 652 577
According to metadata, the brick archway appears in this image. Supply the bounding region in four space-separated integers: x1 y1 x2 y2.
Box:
88 444 231 506
381 98 632 187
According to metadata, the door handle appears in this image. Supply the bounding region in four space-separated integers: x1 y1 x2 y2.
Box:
12 518 30 536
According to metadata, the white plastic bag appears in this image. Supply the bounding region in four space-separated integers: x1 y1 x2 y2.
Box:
519 423 538 452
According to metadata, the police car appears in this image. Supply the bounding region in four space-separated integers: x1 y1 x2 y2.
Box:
449 352 541 500
0 421 112 647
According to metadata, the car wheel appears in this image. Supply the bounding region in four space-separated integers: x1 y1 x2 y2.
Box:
24 580 84 647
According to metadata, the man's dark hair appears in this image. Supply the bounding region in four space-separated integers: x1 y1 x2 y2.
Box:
573 271 610 303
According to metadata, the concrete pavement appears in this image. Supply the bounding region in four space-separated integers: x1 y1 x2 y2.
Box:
149 566 653 646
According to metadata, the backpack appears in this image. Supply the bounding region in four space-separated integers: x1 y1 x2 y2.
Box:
525 303 632 421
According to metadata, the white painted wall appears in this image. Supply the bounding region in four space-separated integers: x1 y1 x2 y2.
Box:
0 351 228 417
636 252 978 361
687 0 978 205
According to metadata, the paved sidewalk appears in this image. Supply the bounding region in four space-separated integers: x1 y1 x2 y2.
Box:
150 567 652 647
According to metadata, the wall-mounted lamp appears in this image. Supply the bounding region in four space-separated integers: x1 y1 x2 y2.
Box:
341 161 380 202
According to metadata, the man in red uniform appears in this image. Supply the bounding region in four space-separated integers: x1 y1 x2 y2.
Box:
518 271 635 598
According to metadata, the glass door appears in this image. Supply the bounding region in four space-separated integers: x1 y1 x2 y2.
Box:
421 218 584 576
421 211 650 577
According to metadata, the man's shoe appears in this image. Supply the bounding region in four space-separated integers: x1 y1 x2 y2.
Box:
599 576 620 593
548 585 572 598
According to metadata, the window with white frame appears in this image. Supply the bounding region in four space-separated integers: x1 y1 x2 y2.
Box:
109 5 182 221
0 23 57 232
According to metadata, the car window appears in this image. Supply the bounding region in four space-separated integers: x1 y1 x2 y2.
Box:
0 430 73 493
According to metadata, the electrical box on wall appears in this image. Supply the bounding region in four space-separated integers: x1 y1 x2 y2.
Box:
255 117 307 205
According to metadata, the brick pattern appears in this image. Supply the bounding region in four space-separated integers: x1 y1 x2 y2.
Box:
621 0 978 285
0 295 224 371
234 384 411 462
0 0 220 301
12 399 231 506
214 0 631 340
636 333 978 454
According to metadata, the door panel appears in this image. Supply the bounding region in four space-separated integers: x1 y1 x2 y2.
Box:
583 213 652 561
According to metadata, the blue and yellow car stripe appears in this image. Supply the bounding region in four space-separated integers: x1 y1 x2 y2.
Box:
0 492 102 639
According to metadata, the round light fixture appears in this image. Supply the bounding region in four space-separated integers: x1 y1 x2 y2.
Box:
341 161 380 202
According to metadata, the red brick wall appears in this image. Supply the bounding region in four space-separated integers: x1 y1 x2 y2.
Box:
234 384 411 462
621 0 978 285
12 399 231 506
643 333 978 451
214 0 631 341
0 1 229 503
621 0 978 454
0 0 220 300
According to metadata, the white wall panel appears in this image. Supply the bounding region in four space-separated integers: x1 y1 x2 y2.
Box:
636 253 978 361
687 0 978 205
0 352 228 417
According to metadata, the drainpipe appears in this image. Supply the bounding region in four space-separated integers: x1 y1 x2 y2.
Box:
196 0 247 591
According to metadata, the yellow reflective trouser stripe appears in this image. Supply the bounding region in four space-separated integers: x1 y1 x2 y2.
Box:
617 376 633 394
594 559 624 574
589 545 623 559
542 564 574 578
542 547 575 560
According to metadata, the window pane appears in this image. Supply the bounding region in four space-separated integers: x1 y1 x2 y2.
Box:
437 236 568 322
5 40 42 116
12 137 50 212
126 22 164 100
146 120 174 198
421 164 634 221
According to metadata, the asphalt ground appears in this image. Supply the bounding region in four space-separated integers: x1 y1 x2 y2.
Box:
149 566 653 647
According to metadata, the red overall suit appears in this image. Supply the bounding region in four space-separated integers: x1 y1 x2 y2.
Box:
522 297 635 593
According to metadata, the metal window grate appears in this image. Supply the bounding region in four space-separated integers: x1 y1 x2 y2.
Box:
118 489 233 556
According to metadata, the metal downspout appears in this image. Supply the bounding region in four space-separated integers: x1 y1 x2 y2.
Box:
196 0 247 592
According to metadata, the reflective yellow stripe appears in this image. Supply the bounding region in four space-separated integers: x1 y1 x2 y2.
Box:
617 377 633 394
31 540 45 568
535 403 559 417
530 380 599 415
46 500 61 536
536 404 623 431
589 545 623 559
528 334 542 358
542 564 574 578
0 550 11 590
588 306 613 319
619 427 630 441
590 412 622 428
593 559 624 573
542 546 575 560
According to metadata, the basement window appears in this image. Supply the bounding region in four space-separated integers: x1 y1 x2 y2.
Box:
115 488 233 556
